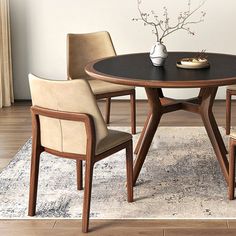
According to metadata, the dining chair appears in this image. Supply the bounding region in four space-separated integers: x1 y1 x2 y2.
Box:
229 132 236 200
67 31 136 134
226 86 236 135
28 74 133 233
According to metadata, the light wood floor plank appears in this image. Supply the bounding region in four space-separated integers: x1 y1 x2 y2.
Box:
165 229 236 236
54 219 228 229
227 220 236 228
0 220 55 229
0 228 164 236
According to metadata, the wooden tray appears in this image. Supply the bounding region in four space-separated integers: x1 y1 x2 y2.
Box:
176 61 210 70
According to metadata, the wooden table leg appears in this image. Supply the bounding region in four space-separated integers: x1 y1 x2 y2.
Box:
199 87 229 184
133 86 229 187
133 88 163 185
134 112 151 155
134 89 163 155
211 113 228 155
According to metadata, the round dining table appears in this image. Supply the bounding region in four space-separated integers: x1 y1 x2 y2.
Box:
86 52 236 187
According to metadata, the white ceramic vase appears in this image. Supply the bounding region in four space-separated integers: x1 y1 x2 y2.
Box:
150 42 168 66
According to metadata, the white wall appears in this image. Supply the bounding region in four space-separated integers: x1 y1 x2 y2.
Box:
10 0 236 100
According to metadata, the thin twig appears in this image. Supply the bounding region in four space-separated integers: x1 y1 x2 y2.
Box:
133 0 207 43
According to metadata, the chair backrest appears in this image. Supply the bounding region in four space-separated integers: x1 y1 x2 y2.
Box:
29 74 108 155
67 31 116 79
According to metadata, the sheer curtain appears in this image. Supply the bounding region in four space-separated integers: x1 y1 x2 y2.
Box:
0 0 13 108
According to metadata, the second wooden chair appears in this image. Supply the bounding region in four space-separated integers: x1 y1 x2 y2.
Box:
67 31 136 134
226 86 236 135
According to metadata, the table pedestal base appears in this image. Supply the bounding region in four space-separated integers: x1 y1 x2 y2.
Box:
133 87 229 186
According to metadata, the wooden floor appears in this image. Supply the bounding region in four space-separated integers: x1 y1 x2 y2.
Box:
1 219 236 236
1 100 236 235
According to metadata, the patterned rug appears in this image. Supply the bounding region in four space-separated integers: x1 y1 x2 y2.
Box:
0 127 235 219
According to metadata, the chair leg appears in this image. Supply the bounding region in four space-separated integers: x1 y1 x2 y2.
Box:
130 91 136 135
126 140 134 203
105 97 111 124
76 160 83 190
28 143 42 216
82 159 94 233
229 138 236 200
226 90 232 135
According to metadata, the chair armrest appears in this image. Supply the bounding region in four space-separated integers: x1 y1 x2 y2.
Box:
31 106 93 122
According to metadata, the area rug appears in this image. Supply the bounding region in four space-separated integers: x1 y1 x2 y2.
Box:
0 127 235 219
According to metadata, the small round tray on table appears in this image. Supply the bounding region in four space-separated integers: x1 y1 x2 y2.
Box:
176 60 210 69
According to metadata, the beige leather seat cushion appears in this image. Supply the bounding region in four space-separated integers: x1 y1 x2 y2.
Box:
96 129 132 155
89 79 134 95
227 85 236 90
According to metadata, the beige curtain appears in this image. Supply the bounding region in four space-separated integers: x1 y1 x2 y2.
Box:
0 0 13 108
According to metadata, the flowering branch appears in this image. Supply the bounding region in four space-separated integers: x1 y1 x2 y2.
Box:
132 0 207 43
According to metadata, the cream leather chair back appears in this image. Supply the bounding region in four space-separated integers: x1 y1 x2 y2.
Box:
29 74 108 155
67 31 116 79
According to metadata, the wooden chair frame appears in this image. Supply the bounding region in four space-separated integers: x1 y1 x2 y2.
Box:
229 137 236 200
226 89 236 135
28 106 133 233
226 89 236 200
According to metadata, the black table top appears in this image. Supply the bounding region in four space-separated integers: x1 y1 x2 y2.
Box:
86 52 236 88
